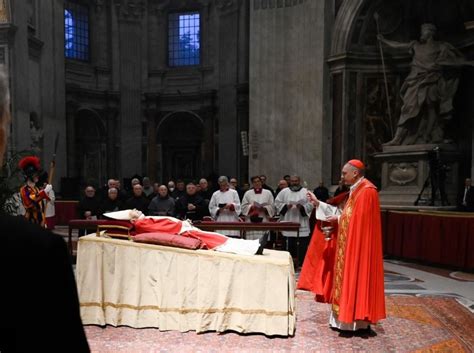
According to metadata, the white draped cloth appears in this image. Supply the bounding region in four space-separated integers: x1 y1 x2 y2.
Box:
209 189 241 237
241 189 275 240
77 234 296 336
274 188 313 237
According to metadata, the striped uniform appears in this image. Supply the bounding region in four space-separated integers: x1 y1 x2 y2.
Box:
20 185 49 227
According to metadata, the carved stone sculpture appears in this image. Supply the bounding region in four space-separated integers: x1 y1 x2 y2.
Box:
379 23 474 146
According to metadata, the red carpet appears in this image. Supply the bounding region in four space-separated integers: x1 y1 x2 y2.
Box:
84 292 474 352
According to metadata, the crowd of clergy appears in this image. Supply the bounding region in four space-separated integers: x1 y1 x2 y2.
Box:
76 174 349 260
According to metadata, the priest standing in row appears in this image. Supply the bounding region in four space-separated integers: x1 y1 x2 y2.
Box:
241 175 275 240
209 176 241 237
275 175 313 263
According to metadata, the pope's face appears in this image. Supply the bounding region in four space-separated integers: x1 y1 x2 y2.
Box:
129 209 143 220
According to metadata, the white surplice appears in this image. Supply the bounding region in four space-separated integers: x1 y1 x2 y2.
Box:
209 188 241 237
274 187 313 237
241 189 275 240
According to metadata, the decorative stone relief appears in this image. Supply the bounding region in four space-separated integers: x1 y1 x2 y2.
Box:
113 0 146 20
364 76 398 155
216 0 240 14
29 112 43 153
388 162 418 186
92 0 105 13
28 35 43 60
151 0 210 19
0 46 6 65
250 130 259 159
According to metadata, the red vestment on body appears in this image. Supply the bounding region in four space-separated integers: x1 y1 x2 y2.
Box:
133 216 228 249
297 192 348 302
332 179 385 324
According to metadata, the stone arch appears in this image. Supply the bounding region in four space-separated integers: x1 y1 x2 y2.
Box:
156 110 205 182
330 0 366 56
156 110 204 135
332 0 474 56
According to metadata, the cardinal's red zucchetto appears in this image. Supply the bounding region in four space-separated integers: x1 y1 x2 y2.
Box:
348 159 365 170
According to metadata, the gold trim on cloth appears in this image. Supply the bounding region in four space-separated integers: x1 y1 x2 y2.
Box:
81 302 293 316
331 193 354 316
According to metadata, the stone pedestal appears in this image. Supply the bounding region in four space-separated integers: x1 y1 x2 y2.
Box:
373 144 460 208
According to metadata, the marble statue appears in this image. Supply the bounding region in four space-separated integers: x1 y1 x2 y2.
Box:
378 23 474 146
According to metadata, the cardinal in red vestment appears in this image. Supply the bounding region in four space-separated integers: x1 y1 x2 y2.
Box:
303 160 385 331
298 159 386 331
297 190 349 302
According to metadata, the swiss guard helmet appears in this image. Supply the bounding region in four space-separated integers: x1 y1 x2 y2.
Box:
18 156 42 181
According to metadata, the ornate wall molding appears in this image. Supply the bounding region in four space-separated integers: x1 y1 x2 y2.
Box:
253 0 306 11
113 0 146 20
0 23 16 45
27 35 43 60
92 0 106 14
150 0 211 23
66 85 120 111
151 0 210 15
216 0 239 14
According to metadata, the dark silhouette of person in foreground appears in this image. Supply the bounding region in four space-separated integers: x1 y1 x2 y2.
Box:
0 68 90 352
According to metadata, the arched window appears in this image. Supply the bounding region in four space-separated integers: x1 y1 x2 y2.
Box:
168 12 200 66
64 2 89 61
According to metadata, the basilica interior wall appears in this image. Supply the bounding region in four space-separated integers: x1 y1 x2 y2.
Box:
249 0 332 188
62 0 250 190
5 0 67 191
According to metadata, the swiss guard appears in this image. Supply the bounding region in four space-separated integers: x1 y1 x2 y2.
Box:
18 156 51 227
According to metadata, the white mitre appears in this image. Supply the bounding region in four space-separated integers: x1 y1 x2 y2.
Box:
103 209 144 220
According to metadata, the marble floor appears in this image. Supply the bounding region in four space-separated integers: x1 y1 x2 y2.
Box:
382 259 474 312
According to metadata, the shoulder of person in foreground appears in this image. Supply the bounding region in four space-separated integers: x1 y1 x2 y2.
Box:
0 213 90 352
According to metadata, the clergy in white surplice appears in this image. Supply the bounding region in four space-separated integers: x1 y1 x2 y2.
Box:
209 176 242 237
274 175 313 261
241 176 275 240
